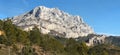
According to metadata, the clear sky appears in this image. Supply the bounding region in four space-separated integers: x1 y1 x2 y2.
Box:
0 0 120 36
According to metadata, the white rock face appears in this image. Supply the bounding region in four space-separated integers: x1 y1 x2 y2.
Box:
86 35 106 46
12 6 94 38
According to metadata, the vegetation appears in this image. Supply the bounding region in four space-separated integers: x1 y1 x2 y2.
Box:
0 19 120 55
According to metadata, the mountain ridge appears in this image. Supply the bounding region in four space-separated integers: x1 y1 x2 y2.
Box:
11 6 94 38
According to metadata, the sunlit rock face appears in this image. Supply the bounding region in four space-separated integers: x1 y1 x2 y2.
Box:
86 34 106 46
12 6 94 38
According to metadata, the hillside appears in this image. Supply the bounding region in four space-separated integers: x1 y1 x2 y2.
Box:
0 19 120 55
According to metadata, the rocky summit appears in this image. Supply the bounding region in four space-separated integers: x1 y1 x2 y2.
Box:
12 6 94 38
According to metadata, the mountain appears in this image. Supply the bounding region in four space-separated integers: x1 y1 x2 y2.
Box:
1 6 120 55
11 6 94 38
11 6 115 47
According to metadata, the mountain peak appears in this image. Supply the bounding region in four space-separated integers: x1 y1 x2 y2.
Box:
37 6 59 10
34 6 59 11
34 6 50 10
12 6 94 38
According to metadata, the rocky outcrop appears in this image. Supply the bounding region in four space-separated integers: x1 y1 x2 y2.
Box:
86 34 106 46
12 6 94 38
76 34 107 46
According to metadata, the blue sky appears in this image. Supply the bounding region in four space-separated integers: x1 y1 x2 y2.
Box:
0 0 120 36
